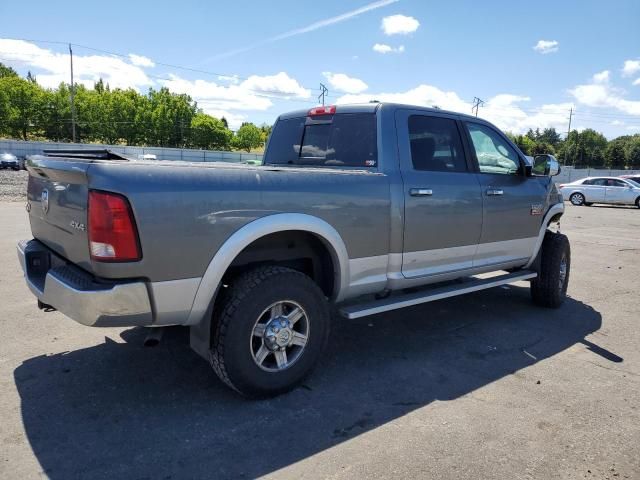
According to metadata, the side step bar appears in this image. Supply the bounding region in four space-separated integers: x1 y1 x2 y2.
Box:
339 270 537 319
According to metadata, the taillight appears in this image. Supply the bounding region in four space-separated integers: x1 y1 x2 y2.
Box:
308 105 336 116
88 190 141 262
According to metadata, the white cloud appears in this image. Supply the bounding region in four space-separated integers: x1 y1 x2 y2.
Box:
322 72 368 93
335 84 573 134
570 72 640 116
160 72 310 128
128 54 154 68
372 43 405 54
381 14 420 35
335 84 470 113
533 40 559 54
634 78 640 86
622 59 640 77
0 38 153 90
592 70 610 84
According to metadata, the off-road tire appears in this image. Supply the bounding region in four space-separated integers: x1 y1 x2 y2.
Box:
569 193 585 206
210 266 330 398
531 232 570 308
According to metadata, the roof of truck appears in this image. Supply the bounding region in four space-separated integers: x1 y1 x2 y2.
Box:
278 102 479 121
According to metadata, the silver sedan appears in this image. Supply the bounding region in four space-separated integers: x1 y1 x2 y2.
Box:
558 177 640 208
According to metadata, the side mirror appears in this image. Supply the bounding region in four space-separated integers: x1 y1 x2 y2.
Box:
532 154 561 176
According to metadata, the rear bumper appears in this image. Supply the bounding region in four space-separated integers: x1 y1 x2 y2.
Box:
17 239 153 327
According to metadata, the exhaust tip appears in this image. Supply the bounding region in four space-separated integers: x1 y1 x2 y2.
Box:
143 327 165 347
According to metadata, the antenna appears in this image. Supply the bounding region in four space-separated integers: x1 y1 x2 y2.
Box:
318 83 328 106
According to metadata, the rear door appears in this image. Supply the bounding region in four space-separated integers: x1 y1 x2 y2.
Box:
583 178 607 202
396 110 483 278
463 121 546 267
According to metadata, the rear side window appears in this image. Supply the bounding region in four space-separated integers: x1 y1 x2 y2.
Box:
265 113 377 167
591 178 608 186
408 115 466 172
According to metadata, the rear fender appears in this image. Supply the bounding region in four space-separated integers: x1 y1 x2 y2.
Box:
186 213 350 327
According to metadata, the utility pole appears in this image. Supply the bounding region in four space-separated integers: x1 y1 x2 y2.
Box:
472 97 485 117
566 107 573 166
69 44 77 143
318 83 328 106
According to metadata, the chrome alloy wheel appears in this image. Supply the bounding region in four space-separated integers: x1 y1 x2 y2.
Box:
559 254 568 291
250 301 310 372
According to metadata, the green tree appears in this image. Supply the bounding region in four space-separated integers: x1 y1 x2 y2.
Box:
538 128 562 147
627 141 640 169
0 62 18 78
0 75 46 140
605 141 626 168
563 129 608 167
190 112 233 150
232 123 263 152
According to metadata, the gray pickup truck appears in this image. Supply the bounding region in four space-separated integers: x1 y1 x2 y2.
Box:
18 103 568 397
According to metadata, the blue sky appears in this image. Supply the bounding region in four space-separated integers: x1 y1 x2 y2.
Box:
1 0 639 137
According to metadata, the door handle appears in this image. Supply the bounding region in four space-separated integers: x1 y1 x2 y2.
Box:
486 188 504 196
410 188 433 197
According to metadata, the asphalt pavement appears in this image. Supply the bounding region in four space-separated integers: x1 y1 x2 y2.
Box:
1 201 638 479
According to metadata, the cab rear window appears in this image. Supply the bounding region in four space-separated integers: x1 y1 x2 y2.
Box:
265 113 377 167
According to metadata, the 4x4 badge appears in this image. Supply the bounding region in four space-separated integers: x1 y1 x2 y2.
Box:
530 204 543 215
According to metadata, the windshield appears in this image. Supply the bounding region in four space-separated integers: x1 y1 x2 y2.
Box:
626 179 640 188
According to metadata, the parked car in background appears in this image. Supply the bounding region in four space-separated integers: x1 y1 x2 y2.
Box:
1 152 20 170
559 177 640 208
620 174 640 184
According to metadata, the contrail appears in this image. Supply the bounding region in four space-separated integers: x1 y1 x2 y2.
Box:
204 0 399 63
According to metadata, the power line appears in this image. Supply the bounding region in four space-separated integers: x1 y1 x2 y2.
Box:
0 37 334 99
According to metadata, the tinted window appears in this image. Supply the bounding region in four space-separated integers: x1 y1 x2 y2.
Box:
264 117 305 165
591 178 608 186
467 123 520 175
608 179 626 187
265 114 377 167
582 179 593 185
408 116 466 172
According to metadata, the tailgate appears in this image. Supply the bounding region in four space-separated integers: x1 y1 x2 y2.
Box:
27 156 93 271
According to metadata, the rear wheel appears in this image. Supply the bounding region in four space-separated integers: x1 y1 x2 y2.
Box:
636 197 640 209
569 193 585 206
531 232 570 308
210 266 330 398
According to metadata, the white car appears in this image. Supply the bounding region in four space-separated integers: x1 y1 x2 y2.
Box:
559 177 640 208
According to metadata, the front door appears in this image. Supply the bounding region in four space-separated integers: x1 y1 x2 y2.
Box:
463 121 547 267
605 178 633 204
396 110 483 278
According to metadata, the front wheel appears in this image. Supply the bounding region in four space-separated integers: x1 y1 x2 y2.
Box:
210 266 330 398
569 193 585 206
531 232 570 308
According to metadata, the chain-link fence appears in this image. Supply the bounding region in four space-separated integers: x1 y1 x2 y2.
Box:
0 140 263 164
